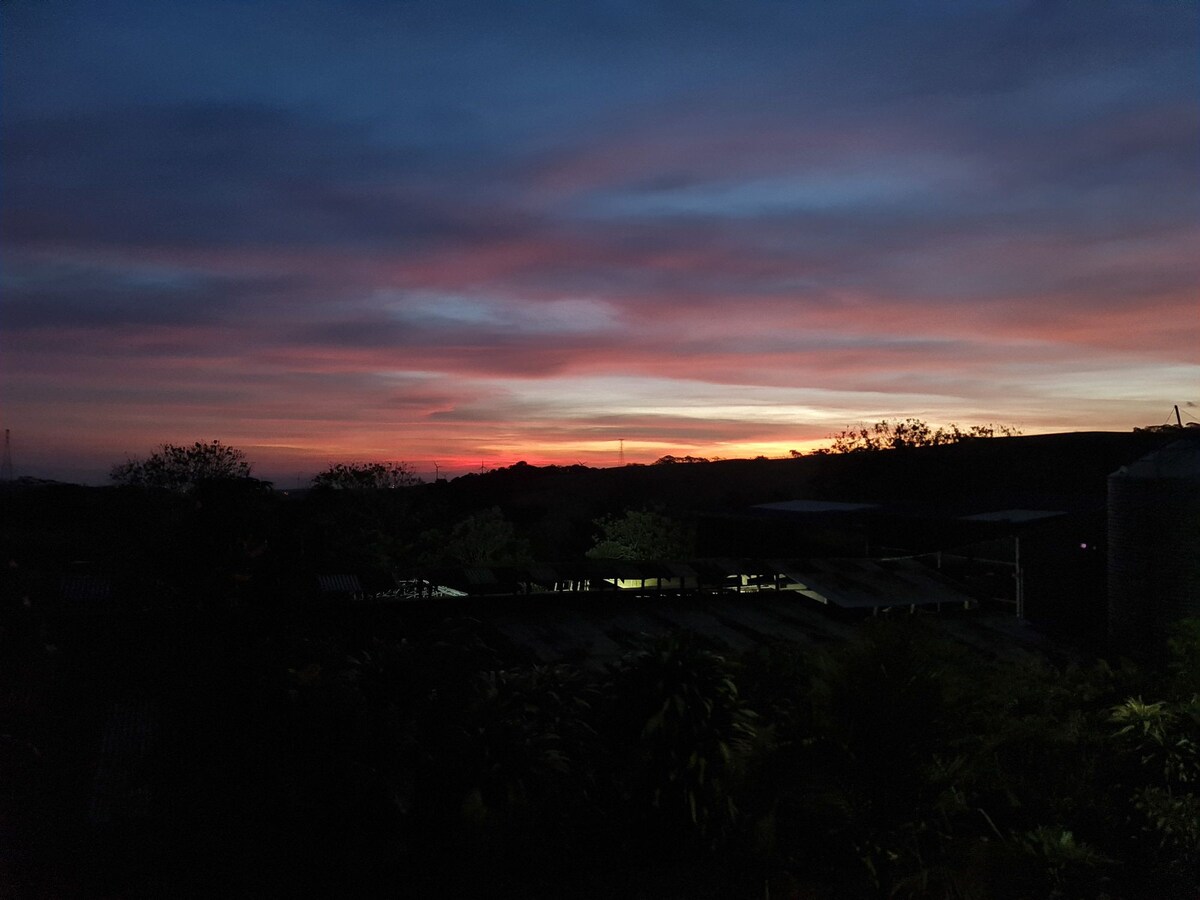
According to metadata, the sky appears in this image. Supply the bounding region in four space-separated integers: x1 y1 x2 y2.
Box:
2 0 1198 484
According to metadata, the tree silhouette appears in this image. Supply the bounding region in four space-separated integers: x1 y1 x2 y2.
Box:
824 419 1020 453
312 461 421 490
586 509 692 560
444 508 531 566
110 440 252 491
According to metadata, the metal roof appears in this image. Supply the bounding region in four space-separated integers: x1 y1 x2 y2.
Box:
770 557 974 610
316 574 362 593
663 561 700 578
752 499 879 514
705 557 748 576
462 567 500 585
60 575 112 603
1112 438 1200 481
527 565 560 583
960 509 1066 524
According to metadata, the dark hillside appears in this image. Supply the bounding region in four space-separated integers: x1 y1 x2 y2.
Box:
432 430 1182 519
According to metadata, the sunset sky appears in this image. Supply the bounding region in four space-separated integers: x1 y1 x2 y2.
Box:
3 1 1197 484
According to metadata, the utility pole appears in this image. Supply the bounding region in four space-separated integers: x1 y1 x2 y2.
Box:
1014 535 1024 621
618 439 626 467
1 430 13 482
1175 405 1184 428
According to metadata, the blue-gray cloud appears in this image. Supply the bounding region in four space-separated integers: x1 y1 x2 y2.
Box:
2 0 1197 479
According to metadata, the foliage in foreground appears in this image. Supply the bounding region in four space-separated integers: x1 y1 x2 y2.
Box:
256 616 1199 898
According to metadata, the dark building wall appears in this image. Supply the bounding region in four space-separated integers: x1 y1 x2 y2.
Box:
1020 512 1106 636
1108 468 1200 650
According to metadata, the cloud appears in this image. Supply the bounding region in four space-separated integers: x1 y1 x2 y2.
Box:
2 1 1197 480
0 102 504 249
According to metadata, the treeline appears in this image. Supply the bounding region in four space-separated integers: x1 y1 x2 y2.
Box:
5 444 700 601
4 430 1186 606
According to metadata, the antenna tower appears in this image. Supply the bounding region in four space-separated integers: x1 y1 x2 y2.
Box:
1 430 12 482
618 439 626 467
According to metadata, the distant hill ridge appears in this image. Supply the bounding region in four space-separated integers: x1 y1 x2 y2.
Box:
441 430 1192 515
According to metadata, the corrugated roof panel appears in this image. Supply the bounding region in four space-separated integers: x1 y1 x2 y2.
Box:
753 500 879 514
317 574 361 593
961 509 1065 524
60 575 112 603
463 567 499 585
774 558 973 610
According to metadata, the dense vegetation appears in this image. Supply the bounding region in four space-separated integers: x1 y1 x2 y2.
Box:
3 430 1196 897
4 594 1196 898
249 615 1199 898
